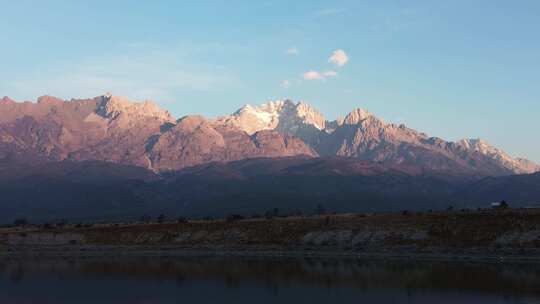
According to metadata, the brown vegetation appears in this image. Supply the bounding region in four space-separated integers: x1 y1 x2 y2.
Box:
1 209 539 257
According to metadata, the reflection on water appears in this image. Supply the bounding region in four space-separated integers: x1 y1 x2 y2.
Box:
0 256 539 303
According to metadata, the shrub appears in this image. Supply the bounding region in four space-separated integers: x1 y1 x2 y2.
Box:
226 214 244 223
56 219 68 228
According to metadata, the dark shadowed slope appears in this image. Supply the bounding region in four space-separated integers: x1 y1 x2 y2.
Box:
0 157 539 222
458 172 540 207
0 160 159 222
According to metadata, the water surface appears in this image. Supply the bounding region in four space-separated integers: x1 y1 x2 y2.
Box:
1 256 539 303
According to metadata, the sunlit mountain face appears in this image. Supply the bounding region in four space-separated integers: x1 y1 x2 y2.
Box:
1 95 537 176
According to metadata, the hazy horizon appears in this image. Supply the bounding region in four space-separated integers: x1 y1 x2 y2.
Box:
1 1 539 162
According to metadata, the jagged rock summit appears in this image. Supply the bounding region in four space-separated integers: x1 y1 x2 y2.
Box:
0 94 316 171
96 93 174 122
0 94 537 176
218 100 539 176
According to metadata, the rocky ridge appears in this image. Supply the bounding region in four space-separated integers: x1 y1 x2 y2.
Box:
0 95 315 171
221 100 539 176
0 94 537 176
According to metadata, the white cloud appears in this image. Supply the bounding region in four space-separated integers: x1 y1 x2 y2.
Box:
329 49 349 67
286 47 299 55
281 80 291 88
302 70 338 81
303 71 324 80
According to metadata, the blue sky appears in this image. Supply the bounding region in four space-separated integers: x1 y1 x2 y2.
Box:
1 1 539 162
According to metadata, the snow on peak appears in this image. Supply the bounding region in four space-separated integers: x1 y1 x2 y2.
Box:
295 102 326 130
458 138 502 155
221 99 326 135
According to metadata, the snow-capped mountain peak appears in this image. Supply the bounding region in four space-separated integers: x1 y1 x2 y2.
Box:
219 99 326 135
213 99 539 175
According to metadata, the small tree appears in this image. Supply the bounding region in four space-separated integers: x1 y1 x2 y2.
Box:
264 210 274 219
315 204 326 216
226 214 244 223
56 219 68 228
157 214 166 224
265 208 280 219
13 218 28 227
140 215 151 223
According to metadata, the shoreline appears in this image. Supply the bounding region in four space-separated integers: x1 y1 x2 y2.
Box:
2 211 539 263
2 245 540 264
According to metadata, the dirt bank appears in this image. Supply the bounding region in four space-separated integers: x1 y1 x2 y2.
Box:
1 210 539 259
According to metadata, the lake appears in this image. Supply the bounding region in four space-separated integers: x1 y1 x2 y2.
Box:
1 256 539 303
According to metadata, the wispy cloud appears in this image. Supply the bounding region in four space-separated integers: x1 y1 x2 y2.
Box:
323 70 337 77
302 70 338 81
329 49 349 67
370 8 420 34
313 8 345 17
5 48 241 103
281 80 291 88
285 47 299 55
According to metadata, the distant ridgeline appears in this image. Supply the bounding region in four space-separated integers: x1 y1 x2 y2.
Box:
0 94 539 222
0 157 539 223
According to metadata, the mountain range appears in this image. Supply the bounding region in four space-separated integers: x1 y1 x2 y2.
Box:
1 94 538 176
0 94 539 222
